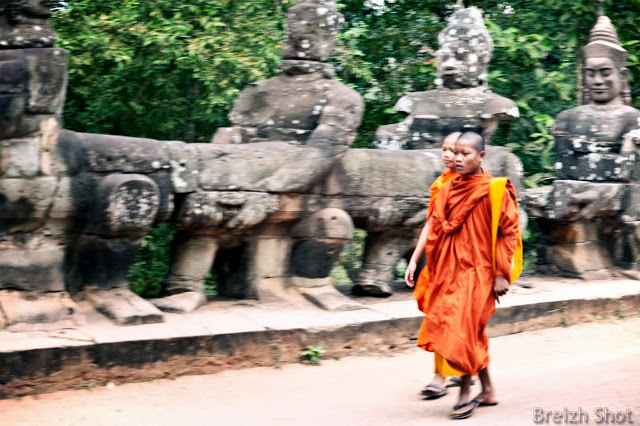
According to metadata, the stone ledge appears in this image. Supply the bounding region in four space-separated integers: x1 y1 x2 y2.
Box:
0 278 638 399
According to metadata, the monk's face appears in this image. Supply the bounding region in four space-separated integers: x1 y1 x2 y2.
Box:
441 137 457 171
454 140 485 175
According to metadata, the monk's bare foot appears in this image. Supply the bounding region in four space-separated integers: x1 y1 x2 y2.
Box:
420 374 448 398
473 391 499 406
420 374 446 395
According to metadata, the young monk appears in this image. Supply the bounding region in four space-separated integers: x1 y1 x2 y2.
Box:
405 132 463 399
419 131 520 420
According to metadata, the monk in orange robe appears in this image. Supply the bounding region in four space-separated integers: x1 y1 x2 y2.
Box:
405 132 461 399
426 131 519 419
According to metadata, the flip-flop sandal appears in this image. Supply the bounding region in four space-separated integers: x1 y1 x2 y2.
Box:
450 399 481 420
478 400 499 407
420 383 448 400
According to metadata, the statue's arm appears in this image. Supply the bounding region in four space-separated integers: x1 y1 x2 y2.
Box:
307 85 364 151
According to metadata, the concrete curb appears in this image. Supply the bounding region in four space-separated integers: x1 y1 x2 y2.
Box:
1 280 639 399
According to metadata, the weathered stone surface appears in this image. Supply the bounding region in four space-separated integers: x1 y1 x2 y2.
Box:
84 174 160 237
38 116 65 175
147 172 174 223
314 149 439 198
198 143 337 193
353 230 413 297
542 242 612 279
68 131 172 174
373 7 518 150
290 240 345 278
291 208 353 240
85 287 164 326
163 232 217 295
251 235 292 280
0 244 65 291
176 191 280 230
151 292 207 314
0 176 57 233
545 180 628 221
66 235 143 292
282 0 343 62
298 285 363 311
0 290 75 325
165 141 199 194
0 49 66 140
0 135 40 177
0 1 57 48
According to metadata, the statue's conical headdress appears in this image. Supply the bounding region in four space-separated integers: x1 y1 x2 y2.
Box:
582 13 630 105
438 6 493 57
582 14 627 68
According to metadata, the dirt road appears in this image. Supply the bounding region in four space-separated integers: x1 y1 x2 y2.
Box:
2 317 639 426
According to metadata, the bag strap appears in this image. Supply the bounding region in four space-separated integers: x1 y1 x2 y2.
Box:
489 177 523 284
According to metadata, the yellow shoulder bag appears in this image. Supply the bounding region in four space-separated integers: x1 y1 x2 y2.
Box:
489 177 523 284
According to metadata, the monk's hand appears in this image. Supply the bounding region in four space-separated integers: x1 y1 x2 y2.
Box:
405 260 417 288
493 275 509 303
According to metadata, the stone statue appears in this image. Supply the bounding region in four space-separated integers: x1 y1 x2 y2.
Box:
525 12 640 279
0 0 57 48
1 1 167 326
151 0 365 313
356 6 525 297
373 6 519 150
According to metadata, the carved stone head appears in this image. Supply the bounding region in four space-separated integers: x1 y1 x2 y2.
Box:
282 0 344 62
435 6 493 89
0 0 56 48
582 14 631 106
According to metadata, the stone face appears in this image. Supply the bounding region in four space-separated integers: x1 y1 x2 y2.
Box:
373 7 518 150
0 49 66 140
282 0 343 62
524 13 640 276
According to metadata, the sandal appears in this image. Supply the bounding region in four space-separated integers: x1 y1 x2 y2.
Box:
450 399 481 419
445 376 476 388
420 383 449 400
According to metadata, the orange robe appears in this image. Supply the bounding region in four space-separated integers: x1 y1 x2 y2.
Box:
413 170 458 312
421 172 519 375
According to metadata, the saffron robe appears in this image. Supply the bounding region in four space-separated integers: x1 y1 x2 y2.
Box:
421 172 519 375
413 170 459 312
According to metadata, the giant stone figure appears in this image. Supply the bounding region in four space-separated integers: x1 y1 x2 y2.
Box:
525 13 640 278
374 6 519 150
355 6 525 297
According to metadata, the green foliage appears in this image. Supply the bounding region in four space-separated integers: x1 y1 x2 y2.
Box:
299 345 326 365
53 1 640 291
53 0 291 141
128 223 176 298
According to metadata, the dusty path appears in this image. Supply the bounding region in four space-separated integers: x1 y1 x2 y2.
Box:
2 317 639 426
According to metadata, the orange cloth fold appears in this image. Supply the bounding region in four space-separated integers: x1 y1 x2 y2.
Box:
413 170 459 313
419 172 519 375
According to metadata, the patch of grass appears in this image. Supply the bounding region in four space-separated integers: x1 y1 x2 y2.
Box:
300 345 326 365
560 317 571 327
614 310 627 319
271 343 282 369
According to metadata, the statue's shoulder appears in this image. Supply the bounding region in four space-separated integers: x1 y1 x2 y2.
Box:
393 91 435 114
484 92 519 119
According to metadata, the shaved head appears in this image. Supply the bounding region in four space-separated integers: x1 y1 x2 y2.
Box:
444 131 462 145
458 131 485 153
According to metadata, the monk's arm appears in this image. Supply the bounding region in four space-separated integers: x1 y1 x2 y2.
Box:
495 188 520 283
404 217 432 287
